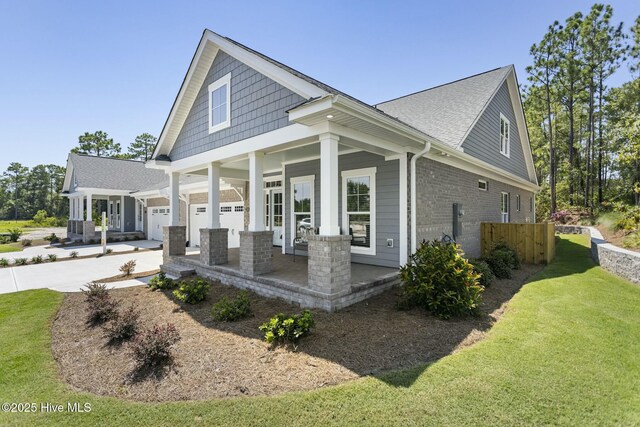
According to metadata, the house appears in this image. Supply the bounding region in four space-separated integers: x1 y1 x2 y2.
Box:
145 30 538 310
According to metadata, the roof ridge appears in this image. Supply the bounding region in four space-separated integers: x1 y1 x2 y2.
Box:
375 65 512 106
71 152 146 164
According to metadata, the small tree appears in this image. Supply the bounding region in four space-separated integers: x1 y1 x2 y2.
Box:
127 133 157 161
71 131 121 157
32 209 48 224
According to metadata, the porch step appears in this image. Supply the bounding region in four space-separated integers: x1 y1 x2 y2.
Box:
161 263 196 278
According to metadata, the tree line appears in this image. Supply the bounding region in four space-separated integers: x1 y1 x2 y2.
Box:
0 131 157 220
524 4 640 219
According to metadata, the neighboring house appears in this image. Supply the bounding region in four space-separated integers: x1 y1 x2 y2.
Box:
145 29 538 310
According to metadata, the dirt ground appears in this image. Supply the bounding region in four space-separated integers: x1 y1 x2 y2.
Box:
51 264 543 402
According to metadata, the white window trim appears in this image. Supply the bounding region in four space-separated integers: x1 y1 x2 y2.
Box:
208 73 231 134
341 167 376 256
290 175 315 245
516 194 521 212
478 179 488 191
501 192 510 223
500 113 510 158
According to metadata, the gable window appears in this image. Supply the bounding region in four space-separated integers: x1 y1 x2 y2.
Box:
516 194 521 212
342 168 376 256
529 196 533 212
500 113 510 157
478 180 488 191
291 175 315 241
501 192 510 223
208 73 231 134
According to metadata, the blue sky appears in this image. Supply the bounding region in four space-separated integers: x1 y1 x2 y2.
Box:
0 0 637 172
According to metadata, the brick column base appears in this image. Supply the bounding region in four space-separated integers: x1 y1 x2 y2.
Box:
163 226 186 264
83 221 96 243
200 228 228 265
239 230 273 275
76 220 84 235
67 220 72 233
308 235 352 294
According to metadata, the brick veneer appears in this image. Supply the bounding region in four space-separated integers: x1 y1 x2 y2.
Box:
307 235 352 295
239 230 273 275
200 228 228 265
163 226 186 264
83 221 95 243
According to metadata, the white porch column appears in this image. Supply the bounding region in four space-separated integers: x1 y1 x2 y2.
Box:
319 133 340 235
169 172 180 226
86 193 93 222
120 195 125 231
207 162 221 229
248 152 264 231
68 198 73 220
78 195 84 222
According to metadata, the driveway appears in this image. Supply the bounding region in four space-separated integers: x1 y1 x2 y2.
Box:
1 240 161 261
0 249 163 294
21 226 69 240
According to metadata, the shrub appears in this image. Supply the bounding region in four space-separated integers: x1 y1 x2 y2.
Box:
211 291 252 321
106 248 113 254
398 239 483 319
82 283 118 324
31 255 43 264
44 233 59 243
623 232 640 250
172 277 210 304
43 216 66 227
0 258 8 267
490 243 520 269
32 210 48 224
131 323 181 368
0 235 9 244
469 259 495 288
550 210 570 224
148 272 175 291
69 251 79 258
47 254 57 262
259 310 315 344
133 246 139 252
14 258 28 266
105 305 141 342
119 260 136 276
8 228 22 242
21 239 32 247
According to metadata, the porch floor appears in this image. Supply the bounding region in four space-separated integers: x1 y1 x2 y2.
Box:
181 248 398 287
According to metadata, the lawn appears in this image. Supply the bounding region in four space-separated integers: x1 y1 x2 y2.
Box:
0 235 638 426
0 219 35 233
0 243 22 253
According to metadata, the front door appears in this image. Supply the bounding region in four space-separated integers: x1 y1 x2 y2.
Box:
265 189 283 246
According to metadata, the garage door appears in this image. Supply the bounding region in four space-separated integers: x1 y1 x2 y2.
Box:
189 203 244 248
149 207 170 241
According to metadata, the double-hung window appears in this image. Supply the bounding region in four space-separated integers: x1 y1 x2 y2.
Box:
501 192 510 223
516 194 521 212
342 168 376 255
290 175 314 240
208 73 231 134
500 113 510 157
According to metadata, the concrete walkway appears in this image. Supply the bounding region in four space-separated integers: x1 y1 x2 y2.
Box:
1 240 161 261
0 249 163 295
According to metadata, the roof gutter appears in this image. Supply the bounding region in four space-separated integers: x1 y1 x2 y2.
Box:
410 141 432 255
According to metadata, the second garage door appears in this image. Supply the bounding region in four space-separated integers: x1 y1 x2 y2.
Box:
189 203 244 248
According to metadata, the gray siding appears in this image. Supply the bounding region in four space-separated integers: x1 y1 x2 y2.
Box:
461 82 530 181
414 157 535 258
284 152 400 268
124 196 135 232
169 51 305 160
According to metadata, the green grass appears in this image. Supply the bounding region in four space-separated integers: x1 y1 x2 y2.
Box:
0 235 638 426
0 220 35 233
0 243 22 253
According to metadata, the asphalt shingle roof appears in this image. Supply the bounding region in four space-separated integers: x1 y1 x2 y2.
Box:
375 66 512 148
70 153 167 192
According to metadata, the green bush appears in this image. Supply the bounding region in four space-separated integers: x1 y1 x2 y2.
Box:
69 251 79 258
131 323 181 368
43 217 66 227
82 283 119 325
0 235 9 244
211 291 252 321
31 255 43 264
398 239 483 319
47 254 57 262
0 258 8 267
44 233 59 243
259 310 315 344
485 250 512 279
469 259 495 288
491 243 520 269
623 232 640 249
21 239 32 247
14 258 28 266
32 210 48 225
148 272 175 291
172 277 210 304
8 229 22 242
105 248 113 254
105 305 141 342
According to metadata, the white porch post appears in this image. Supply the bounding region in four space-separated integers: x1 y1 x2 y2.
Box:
86 193 92 222
399 152 408 265
68 198 73 220
319 133 340 235
248 152 264 231
207 162 221 229
120 195 125 231
78 195 84 222
169 172 180 226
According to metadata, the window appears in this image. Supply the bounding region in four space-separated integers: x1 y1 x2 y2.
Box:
342 168 376 255
501 192 510 223
234 205 244 212
529 196 533 213
208 73 231 134
478 180 488 191
500 113 510 157
290 175 314 241
265 180 282 188
220 206 232 212
516 194 521 212
196 207 206 213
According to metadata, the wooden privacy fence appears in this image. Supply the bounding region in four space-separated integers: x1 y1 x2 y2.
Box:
480 222 556 264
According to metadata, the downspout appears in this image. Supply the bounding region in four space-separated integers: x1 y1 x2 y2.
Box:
410 142 432 255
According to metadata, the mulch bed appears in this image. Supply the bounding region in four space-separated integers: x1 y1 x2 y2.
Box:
51 263 543 402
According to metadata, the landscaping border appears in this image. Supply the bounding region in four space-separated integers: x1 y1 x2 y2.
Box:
555 225 640 285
